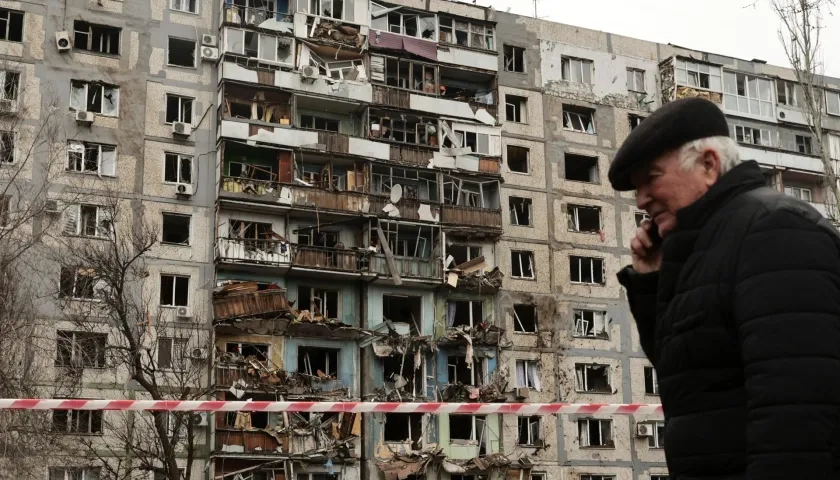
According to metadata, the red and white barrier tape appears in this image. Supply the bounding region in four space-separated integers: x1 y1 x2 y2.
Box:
0 400 662 415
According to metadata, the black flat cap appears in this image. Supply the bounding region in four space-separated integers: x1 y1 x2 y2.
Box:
608 97 730 191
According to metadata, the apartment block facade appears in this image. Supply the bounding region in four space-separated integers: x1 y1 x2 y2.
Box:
6 1 840 480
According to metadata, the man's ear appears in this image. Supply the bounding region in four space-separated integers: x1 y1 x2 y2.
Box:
700 149 721 186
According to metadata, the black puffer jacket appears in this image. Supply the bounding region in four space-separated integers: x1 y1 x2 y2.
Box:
618 160 840 480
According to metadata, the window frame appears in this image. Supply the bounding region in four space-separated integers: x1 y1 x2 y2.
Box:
503 44 526 73
515 359 541 390
723 71 774 118
59 266 103 301
573 309 609 339
161 212 192 246
732 125 773 147
167 36 197 69
795 134 813 155
63 203 113 238
0 70 19 101
785 185 813 203
567 204 602 233
517 415 541 446
73 20 121 56
648 421 665 449
513 304 537 333
674 58 722 92
511 250 535 279
626 67 645 92
0 8 24 43
578 418 614 449
170 0 199 14
165 94 194 125
70 80 120 116
506 144 530 174
55 330 108 368
157 336 189 371
160 274 190 307
561 56 593 84
575 363 611 393
562 106 596 134
634 211 651 227
644 366 660 395
164 152 194 185
52 407 104 435
505 94 528 124
509 196 533 226
569 255 605 285
66 141 117 176
438 16 495 51
0 130 15 164
49 468 102 480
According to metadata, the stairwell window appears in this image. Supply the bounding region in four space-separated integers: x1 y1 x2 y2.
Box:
579 418 614 448
160 274 190 307
67 141 117 176
570 256 605 284
165 94 194 124
511 250 535 279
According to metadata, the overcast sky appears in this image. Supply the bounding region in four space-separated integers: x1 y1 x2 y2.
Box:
474 0 840 78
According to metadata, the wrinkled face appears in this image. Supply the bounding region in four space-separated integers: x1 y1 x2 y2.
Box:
631 146 722 238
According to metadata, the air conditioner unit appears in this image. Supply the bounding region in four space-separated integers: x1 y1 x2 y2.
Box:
635 423 655 437
200 46 219 62
56 31 71 52
44 199 60 214
191 412 209 427
201 34 218 47
300 65 319 80
515 387 530 399
175 306 193 320
777 110 788 121
176 183 194 196
190 347 208 360
172 122 192 137
75 111 94 123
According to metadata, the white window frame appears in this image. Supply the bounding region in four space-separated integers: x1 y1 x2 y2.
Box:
578 418 613 448
644 366 659 395
634 211 650 227
438 17 494 50
160 274 190 307
447 355 485 386
517 415 541 446
733 125 772 147
165 94 194 125
0 130 15 164
626 67 645 92
170 0 199 14
567 204 602 232
73 20 120 55
529 474 547 480
575 363 611 393
0 8 23 43
310 0 346 21
66 141 117 176
675 59 722 91
511 250 535 279
723 71 774 118
777 79 801 107
510 196 532 226
70 80 120 116
505 95 527 124
161 212 192 246
561 57 592 84
515 359 541 390
573 309 608 339
827 90 840 116
570 256 605 285
448 414 485 442
785 186 813 203
648 421 665 449
49 468 101 480
63 204 114 238
563 109 595 134
164 152 193 185
504 44 525 73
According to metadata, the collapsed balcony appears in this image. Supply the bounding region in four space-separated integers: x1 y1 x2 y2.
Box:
217 218 291 267
444 252 503 294
363 220 442 283
213 281 292 322
304 14 366 49
440 66 497 121
440 176 502 231
440 301 504 348
222 0 294 30
221 27 295 68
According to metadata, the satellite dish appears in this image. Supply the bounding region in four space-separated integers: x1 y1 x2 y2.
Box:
390 184 403 204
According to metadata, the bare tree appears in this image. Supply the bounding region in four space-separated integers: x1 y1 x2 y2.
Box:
773 0 840 217
47 191 212 480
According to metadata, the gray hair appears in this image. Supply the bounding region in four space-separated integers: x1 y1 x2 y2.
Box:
678 136 741 174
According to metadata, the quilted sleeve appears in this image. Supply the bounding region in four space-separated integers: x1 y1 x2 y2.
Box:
735 209 840 479
617 266 660 364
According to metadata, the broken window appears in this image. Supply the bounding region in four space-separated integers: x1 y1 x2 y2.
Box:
0 131 13 164
297 230 339 247
530 474 547 480
164 152 193 185
165 94 193 124
570 256 604 284
563 105 595 133
578 418 613 448
507 145 529 173
567 205 601 233
561 57 592 84
675 59 722 91
449 414 485 443
629 114 644 130
73 21 120 55
448 244 481 267
565 154 598 183
732 125 772 147
0 71 19 101
379 8 435 39
515 359 541 391
650 476 668 480
383 354 421 395
511 251 534 279
70 80 119 115
300 114 339 132
648 421 665 448
634 212 650 227
448 300 483 329
442 176 498 208
438 17 494 50
56 331 107 368
371 111 437 146
383 294 422 335
160 274 189 307
63 204 113 238
573 309 608 338
777 79 803 107
504 45 525 73
723 72 774 118
228 161 276 182
795 134 812 155
384 413 423 448
161 213 191 245
509 197 532 226
170 0 198 13
157 336 188 370
59 267 99 300
297 286 339 319
454 129 493 155
626 68 645 92
518 416 541 446
513 304 537 333
168 37 196 68
447 355 484 386
785 186 812 202
50 470 101 480
226 342 269 361
66 141 117 176
0 8 23 42
372 55 438 94
298 346 338 377
505 95 527 123
575 364 611 393
53 408 103 435
644 366 659 395
310 0 344 19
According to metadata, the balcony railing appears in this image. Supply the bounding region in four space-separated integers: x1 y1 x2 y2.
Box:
222 4 292 27
214 289 291 322
217 237 290 266
292 245 364 272
441 205 502 229
369 255 442 281
389 145 436 166
369 196 441 222
215 429 288 455
291 185 371 213
317 131 350 154
215 364 260 389
372 85 410 109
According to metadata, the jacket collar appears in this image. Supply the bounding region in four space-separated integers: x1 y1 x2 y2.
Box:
675 160 766 231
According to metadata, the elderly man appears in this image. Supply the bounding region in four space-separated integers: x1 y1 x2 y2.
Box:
610 97 840 479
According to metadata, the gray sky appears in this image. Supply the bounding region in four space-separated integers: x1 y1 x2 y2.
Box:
474 0 840 78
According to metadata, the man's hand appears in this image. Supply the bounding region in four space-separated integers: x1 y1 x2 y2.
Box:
630 220 662 274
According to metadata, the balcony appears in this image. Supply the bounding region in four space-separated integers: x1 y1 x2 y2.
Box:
222 3 293 30
213 289 291 322
292 245 365 273
369 254 441 282
369 196 441 223
217 238 291 267
441 205 502 231
291 185 372 214
215 429 288 455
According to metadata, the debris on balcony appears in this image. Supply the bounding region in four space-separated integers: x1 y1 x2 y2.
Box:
445 255 504 293
440 368 508 403
286 306 371 340
285 411 361 460
442 453 512 474
308 18 365 49
366 331 435 402
213 281 292 322
439 324 505 348
376 450 446 480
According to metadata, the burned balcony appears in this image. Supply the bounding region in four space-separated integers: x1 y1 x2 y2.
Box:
221 0 293 29
364 220 442 283
296 95 366 144
221 83 292 126
441 176 502 232
440 66 497 121
217 218 290 267
213 281 292 322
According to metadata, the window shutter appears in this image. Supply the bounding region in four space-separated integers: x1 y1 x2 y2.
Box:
63 204 80 235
